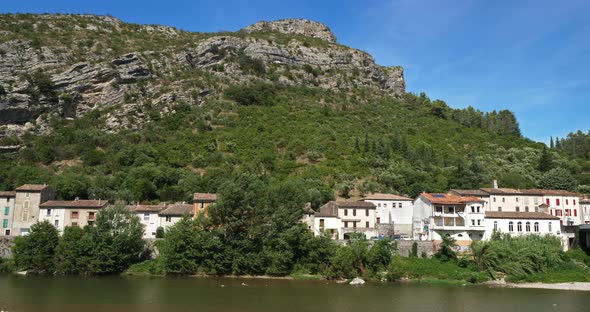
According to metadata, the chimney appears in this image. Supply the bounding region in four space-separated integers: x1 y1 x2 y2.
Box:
75 196 79 201
493 180 498 189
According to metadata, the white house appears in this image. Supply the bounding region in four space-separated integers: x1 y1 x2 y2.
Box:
0 191 15 236
413 193 485 248
361 193 413 237
581 198 590 224
127 204 166 239
312 201 377 240
483 211 560 239
158 203 193 230
38 199 108 233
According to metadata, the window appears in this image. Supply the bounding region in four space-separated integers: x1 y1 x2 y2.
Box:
566 199 569 205
365 209 369 217
88 212 95 220
435 206 443 213
376 217 380 224
144 213 150 221
534 222 539 232
574 209 577 217
25 192 29 198
502 197 505 203
534 198 539 205
319 219 324 229
498 206 502 212
556 210 563 216
366 221 369 228
165 216 172 222
546 198 550 205
517 222 522 232
398 203 402 208
516 197 519 202
3 207 8 216
509 221 514 232
4 229 10 236
72 222 78 226
477 206 481 213
525 222 530 232
549 222 552 232
344 221 348 228
573 200 576 205
54 220 59 227
353 222 357 229
46 209 51 216
471 207 475 213
493 197 496 202
2 219 7 228
471 220 475 226
493 221 498 231
556 199 560 206
516 206 520 212
525 206 529 212
565 209 571 216
378 203 381 207
477 219 481 226
344 209 348 216
535 207 539 212
353 209 356 216
71 211 78 219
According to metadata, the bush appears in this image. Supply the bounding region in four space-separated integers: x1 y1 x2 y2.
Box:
155 226 165 239
13 221 59 274
224 83 281 106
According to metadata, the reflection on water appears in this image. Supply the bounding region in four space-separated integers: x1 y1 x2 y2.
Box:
0 275 588 312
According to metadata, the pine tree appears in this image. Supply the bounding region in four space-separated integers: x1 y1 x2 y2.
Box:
537 146 553 173
550 136 554 149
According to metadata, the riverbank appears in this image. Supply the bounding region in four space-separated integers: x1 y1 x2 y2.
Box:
506 282 590 292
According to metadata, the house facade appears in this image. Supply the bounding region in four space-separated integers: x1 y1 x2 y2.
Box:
158 204 193 229
193 193 217 217
361 193 413 237
413 193 486 247
312 201 377 239
483 211 560 239
12 184 55 236
38 199 108 233
581 199 590 224
0 191 15 236
127 204 166 239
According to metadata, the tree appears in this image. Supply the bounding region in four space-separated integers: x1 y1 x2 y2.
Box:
55 226 93 274
537 146 553 173
86 202 145 274
13 221 59 274
550 137 554 149
160 216 200 275
435 235 457 261
538 168 577 191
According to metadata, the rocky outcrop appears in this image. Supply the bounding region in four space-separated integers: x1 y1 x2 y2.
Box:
242 18 337 43
0 14 404 136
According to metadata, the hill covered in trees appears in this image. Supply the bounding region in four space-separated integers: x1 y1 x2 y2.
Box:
0 14 587 203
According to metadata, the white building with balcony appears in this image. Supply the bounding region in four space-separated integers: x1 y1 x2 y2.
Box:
412 193 485 247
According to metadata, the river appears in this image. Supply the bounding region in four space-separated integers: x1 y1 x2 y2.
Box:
0 275 588 312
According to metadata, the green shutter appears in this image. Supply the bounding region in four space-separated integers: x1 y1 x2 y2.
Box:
2 219 7 228
4 207 8 215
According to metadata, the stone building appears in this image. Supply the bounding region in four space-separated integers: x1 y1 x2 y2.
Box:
12 184 55 236
0 191 15 236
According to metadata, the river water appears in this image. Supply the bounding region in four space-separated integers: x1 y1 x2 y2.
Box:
0 275 588 312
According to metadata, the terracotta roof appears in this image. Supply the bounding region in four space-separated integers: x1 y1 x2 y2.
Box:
450 189 489 197
127 204 167 213
421 193 483 205
0 191 16 197
362 193 413 201
194 193 217 202
159 204 193 216
485 211 559 220
335 201 376 209
480 188 522 195
15 184 51 192
40 200 108 209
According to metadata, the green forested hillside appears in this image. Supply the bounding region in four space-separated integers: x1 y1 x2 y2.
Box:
0 14 587 203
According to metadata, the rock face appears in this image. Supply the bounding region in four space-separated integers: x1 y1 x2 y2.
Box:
242 18 338 43
0 14 405 136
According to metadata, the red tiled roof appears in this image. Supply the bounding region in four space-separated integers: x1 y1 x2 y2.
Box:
421 193 483 205
16 184 51 192
40 200 108 209
193 193 218 202
362 193 412 201
0 191 16 197
485 211 559 220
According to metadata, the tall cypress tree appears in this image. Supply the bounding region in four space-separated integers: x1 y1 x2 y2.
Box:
538 146 553 173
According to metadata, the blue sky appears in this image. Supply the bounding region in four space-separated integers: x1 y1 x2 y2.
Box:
1 0 589 143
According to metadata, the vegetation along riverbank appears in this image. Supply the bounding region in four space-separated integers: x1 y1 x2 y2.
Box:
4 174 590 289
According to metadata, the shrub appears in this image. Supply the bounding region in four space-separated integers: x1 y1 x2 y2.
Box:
13 221 59 274
224 83 281 106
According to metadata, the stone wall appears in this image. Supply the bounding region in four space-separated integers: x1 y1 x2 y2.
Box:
397 240 435 257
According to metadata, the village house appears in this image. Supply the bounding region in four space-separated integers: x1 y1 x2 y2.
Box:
483 211 560 239
312 201 377 240
361 193 413 238
127 204 166 239
158 203 193 229
413 193 485 248
193 193 217 217
581 198 590 224
301 202 315 231
38 199 108 233
0 191 15 236
12 184 55 236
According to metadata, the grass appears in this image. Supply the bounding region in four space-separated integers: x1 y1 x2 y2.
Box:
507 262 590 283
290 272 324 280
124 259 165 276
389 257 490 284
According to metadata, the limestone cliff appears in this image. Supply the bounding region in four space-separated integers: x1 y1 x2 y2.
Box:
0 14 405 136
